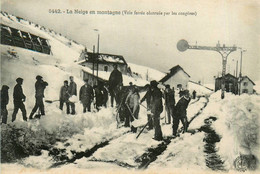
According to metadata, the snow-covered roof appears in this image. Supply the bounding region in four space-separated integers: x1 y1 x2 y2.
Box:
239 76 255 85
160 65 190 83
81 66 148 86
80 52 127 65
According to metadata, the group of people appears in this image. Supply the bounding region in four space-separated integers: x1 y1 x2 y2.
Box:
1 75 48 123
1 64 192 141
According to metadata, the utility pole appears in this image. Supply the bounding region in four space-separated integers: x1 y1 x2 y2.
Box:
177 40 237 99
92 45 95 84
97 33 100 79
238 49 246 95
236 60 238 78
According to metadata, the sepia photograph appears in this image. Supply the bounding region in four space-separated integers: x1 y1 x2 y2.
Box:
0 0 259 173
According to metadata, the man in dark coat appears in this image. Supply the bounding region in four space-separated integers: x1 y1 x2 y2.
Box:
150 80 163 141
164 85 175 124
108 64 123 107
192 90 197 99
68 76 77 115
1 85 9 124
79 79 94 113
59 80 70 114
116 83 130 123
12 78 27 122
172 90 191 136
94 81 108 110
140 84 153 130
29 75 48 119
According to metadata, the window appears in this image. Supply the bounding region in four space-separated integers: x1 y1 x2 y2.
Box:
104 66 108 72
242 89 248 93
243 82 248 86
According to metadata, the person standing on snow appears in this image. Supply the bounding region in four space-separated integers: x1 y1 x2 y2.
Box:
59 80 70 114
79 79 94 113
125 85 140 132
150 80 163 141
68 76 77 115
140 84 153 130
192 90 197 99
116 83 130 123
108 64 123 107
94 81 108 110
164 85 175 124
172 90 191 137
12 78 27 122
29 75 48 119
1 85 9 124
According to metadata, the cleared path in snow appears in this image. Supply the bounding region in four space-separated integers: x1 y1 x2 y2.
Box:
66 96 209 169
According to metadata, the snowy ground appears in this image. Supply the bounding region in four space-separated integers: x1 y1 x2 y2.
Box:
1 11 259 174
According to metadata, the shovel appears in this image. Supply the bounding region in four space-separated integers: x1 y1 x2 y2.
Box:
125 103 143 128
114 99 124 128
136 115 153 139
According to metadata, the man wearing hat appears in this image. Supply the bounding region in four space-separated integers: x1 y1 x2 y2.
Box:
29 75 48 119
59 80 70 113
150 80 163 141
172 89 191 137
108 64 123 107
164 84 175 124
79 79 94 113
12 78 27 122
1 85 9 124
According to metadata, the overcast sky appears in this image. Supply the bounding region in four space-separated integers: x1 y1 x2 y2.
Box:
1 0 259 84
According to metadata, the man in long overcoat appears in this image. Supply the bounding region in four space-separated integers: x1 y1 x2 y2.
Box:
108 64 123 107
150 80 163 141
80 79 94 113
172 90 191 136
1 85 9 124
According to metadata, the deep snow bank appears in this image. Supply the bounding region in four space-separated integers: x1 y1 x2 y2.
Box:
190 91 260 171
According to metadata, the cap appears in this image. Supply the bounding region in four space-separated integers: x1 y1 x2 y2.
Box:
36 75 43 80
150 80 159 87
16 77 23 83
2 85 9 90
184 89 189 95
165 84 170 88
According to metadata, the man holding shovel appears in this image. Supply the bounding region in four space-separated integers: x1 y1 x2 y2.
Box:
140 84 153 130
150 80 163 141
125 85 140 132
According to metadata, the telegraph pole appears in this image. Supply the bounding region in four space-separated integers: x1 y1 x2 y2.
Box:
238 49 246 95
97 33 100 78
177 40 237 99
92 45 95 83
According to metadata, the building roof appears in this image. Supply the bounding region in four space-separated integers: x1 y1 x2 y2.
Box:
239 76 255 85
79 52 127 65
159 65 190 83
215 74 255 85
215 73 237 80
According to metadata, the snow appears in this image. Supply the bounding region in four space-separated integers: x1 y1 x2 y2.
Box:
128 62 166 81
1 11 259 173
149 133 207 171
81 65 149 86
189 91 260 171
188 81 214 96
